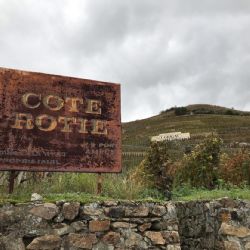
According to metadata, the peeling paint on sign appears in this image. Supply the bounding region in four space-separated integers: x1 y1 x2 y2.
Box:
0 67 121 172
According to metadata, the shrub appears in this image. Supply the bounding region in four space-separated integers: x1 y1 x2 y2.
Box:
176 137 222 189
130 141 183 199
225 110 240 116
219 151 250 186
174 107 188 116
160 107 175 114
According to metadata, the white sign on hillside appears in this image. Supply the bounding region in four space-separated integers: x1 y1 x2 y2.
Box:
151 132 190 142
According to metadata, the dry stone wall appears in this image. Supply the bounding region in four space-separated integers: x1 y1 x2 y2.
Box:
0 201 180 250
0 198 249 249
176 198 250 250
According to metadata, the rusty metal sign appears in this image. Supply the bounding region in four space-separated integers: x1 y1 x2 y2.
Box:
0 67 121 172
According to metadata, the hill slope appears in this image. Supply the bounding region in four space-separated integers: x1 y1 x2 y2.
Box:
121 104 250 169
162 104 250 116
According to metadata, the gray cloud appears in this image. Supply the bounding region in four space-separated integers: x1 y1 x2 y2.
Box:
0 0 250 121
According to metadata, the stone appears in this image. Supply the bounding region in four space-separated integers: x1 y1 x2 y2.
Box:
22 214 53 237
245 242 250 250
138 223 152 232
124 231 147 249
205 217 215 233
224 241 241 250
162 231 180 244
219 223 250 238
62 202 80 220
102 232 121 245
83 204 103 216
29 203 59 220
164 203 177 220
166 245 181 250
54 213 64 223
125 206 149 217
71 221 87 232
31 193 43 202
53 223 73 236
0 235 25 250
104 207 125 218
89 220 110 232
151 205 167 217
122 217 152 223
145 231 165 245
0 210 15 228
66 233 97 249
103 200 118 206
93 242 114 250
129 217 157 223
26 234 61 249
220 198 238 208
112 221 137 229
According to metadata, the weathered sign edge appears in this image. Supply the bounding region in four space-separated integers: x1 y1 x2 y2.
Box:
0 66 120 87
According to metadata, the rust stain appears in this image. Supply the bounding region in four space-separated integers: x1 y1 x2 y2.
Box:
220 211 231 223
0 67 122 173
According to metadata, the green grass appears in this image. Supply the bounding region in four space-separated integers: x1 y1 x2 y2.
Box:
0 192 109 205
172 186 250 201
1 187 249 204
1 173 249 204
0 172 165 204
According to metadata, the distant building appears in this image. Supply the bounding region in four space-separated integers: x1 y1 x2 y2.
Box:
151 132 190 142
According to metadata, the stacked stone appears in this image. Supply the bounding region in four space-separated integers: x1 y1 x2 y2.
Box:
218 198 250 250
176 198 250 250
0 201 181 249
1 198 249 249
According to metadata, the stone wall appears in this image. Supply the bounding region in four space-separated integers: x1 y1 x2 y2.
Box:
0 198 249 249
176 198 250 250
0 200 180 250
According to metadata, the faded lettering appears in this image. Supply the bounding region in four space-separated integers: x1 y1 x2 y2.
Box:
10 93 108 135
11 113 34 130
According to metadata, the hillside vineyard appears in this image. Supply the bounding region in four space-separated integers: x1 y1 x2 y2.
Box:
11 92 108 135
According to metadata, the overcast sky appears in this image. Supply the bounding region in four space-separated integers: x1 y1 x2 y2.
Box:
0 0 250 122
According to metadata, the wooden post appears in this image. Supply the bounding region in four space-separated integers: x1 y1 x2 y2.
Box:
8 170 16 194
97 173 103 195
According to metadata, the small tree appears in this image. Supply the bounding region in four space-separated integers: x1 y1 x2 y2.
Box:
130 141 184 199
176 137 222 189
